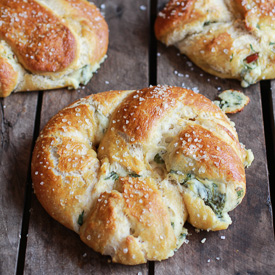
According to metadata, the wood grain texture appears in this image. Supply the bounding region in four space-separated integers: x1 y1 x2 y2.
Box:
0 93 37 274
24 1 150 274
155 22 275 274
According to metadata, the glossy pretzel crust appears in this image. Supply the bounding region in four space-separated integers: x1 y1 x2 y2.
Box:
32 86 252 265
0 0 108 97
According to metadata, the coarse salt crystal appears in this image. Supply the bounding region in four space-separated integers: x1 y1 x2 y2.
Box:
140 5 146 11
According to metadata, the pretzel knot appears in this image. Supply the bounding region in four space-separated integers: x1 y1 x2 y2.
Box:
32 85 253 265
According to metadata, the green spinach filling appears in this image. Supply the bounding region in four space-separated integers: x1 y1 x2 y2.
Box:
154 153 165 164
128 173 141 178
203 20 217 26
202 183 226 217
180 173 193 187
78 210 84 226
105 171 119 181
179 232 187 239
218 94 243 109
235 187 244 199
184 177 226 217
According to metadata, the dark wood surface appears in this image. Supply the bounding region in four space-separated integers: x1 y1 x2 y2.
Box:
0 93 38 274
1 1 274 274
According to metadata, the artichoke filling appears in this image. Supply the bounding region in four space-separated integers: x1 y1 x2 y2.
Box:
170 172 226 218
185 179 226 217
241 49 261 87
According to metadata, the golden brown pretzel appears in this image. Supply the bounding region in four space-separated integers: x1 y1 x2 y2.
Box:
0 0 108 97
155 0 275 87
32 86 253 264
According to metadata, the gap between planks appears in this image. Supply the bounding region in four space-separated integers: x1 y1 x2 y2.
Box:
260 81 275 230
149 0 158 273
16 92 43 275
149 0 158 87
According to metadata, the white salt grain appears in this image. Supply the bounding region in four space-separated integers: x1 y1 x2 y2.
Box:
140 5 147 11
201 238 206 244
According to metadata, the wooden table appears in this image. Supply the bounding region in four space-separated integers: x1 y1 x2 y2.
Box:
1 1 274 274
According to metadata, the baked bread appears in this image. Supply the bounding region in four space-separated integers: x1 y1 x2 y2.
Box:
214 89 250 114
31 85 253 265
155 0 275 87
0 0 108 97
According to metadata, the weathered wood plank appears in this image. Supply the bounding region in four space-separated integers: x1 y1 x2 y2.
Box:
156 38 275 274
25 1 150 274
0 93 38 274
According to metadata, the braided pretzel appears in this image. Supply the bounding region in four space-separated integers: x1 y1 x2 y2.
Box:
32 85 253 264
155 0 275 87
0 0 108 97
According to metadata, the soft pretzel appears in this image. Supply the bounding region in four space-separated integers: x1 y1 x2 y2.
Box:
0 0 108 97
31 85 253 265
155 0 275 87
